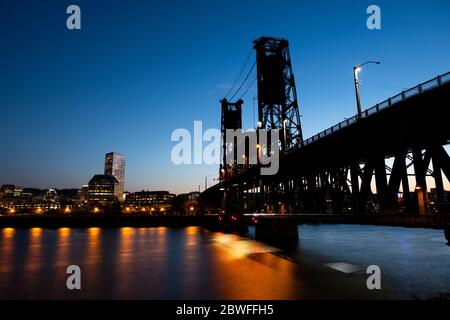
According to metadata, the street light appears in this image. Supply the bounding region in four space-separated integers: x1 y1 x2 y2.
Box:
204 175 216 191
256 143 261 163
353 61 380 118
282 119 288 150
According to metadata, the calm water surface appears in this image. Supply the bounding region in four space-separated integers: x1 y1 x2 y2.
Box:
0 225 448 299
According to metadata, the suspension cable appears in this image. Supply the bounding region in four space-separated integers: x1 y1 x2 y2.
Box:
229 61 256 101
238 76 257 100
224 47 254 100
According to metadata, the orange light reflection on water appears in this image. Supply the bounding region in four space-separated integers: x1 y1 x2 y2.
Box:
0 228 15 275
3 228 15 237
85 227 102 285
88 227 101 236
208 231 302 299
53 227 73 289
59 227 71 237
120 227 135 236
31 227 42 237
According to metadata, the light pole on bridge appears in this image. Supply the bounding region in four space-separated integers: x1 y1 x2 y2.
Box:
205 175 217 191
353 61 380 119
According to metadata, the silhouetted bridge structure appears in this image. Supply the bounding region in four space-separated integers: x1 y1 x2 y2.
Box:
200 37 450 242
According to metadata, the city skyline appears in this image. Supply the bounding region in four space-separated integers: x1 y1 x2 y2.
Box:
1 0 450 194
0 150 199 195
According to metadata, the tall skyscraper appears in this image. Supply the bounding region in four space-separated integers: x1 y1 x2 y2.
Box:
104 152 125 201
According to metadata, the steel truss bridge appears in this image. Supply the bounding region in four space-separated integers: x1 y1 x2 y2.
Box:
201 37 450 228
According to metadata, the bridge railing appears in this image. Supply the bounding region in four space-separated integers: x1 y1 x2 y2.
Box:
301 72 450 148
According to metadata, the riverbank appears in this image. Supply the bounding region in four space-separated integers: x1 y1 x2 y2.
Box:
0 214 215 228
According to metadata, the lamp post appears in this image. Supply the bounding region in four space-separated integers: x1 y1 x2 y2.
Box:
353 61 380 118
205 175 216 191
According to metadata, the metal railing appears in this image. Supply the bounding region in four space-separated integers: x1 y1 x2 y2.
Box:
301 72 450 148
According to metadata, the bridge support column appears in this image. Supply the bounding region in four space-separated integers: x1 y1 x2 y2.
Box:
413 149 430 215
350 163 360 213
374 155 388 212
359 161 374 213
401 157 412 213
430 145 445 205
255 222 299 242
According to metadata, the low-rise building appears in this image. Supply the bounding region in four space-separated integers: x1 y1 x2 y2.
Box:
87 174 119 206
124 191 175 213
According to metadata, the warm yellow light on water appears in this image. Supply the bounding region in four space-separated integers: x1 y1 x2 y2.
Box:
3 228 15 236
31 227 42 237
157 227 167 234
120 227 135 235
59 228 71 237
186 226 199 235
88 227 101 236
211 232 279 259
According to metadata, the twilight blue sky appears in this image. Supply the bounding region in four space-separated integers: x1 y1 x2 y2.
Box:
0 0 449 194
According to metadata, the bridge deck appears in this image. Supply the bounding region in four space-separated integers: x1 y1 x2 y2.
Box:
245 214 450 229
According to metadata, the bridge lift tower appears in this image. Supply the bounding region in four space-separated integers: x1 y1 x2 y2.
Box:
220 98 243 181
253 37 303 151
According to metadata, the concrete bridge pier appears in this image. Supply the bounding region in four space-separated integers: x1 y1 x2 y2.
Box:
255 222 299 242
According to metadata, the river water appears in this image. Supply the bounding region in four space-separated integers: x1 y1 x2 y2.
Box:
0 225 448 299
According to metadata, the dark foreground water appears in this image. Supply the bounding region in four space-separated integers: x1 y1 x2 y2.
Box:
0 225 448 299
